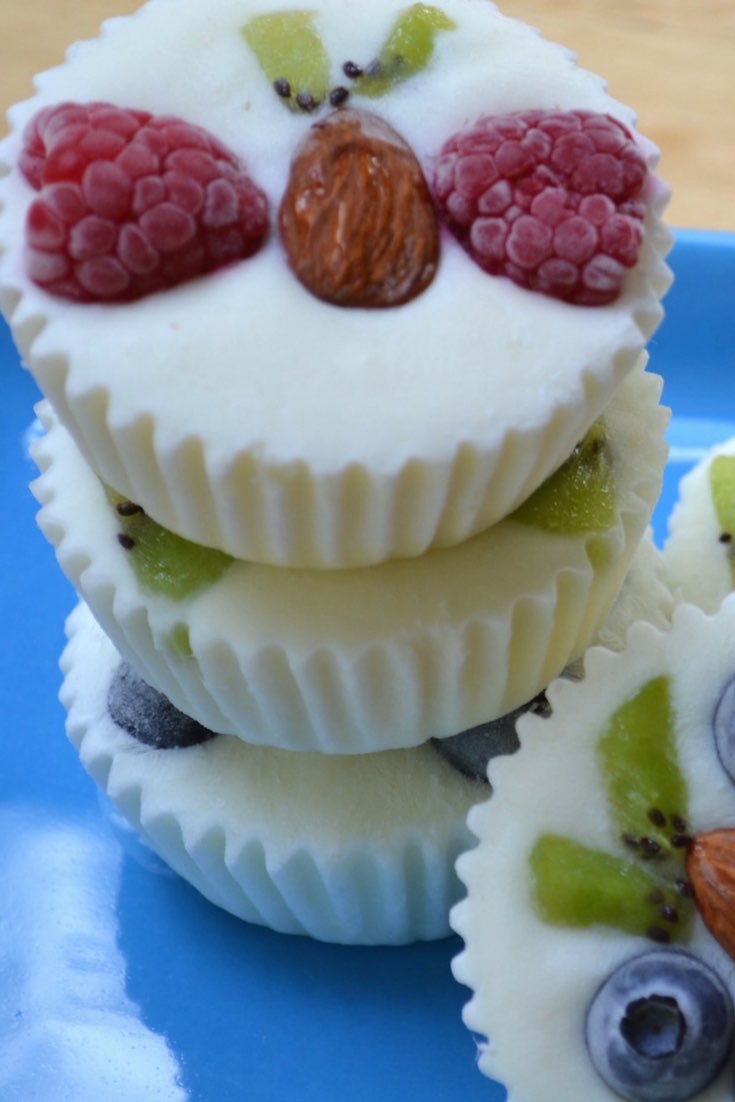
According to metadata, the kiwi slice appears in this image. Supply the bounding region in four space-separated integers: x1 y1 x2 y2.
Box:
709 454 735 587
597 676 690 860
355 3 456 97
530 678 694 942
512 420 616 535
106 488 234 601
530 834 692 942
242 10 331 112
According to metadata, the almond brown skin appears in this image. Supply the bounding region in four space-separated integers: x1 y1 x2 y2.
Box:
278 108 439 308
687 828 735 960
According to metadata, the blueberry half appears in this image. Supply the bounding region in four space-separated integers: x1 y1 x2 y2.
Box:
714 674 735 784
586 948 734 1101
107 662 218 749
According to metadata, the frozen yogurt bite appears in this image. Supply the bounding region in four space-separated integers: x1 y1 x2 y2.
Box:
59 535 674 944
664 437 735 612
1 0 675 947
34 359 667 752
0 0 671 568
453 598 735 1101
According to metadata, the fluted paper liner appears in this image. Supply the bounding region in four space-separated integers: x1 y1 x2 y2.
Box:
61 538 673 946
451 599 735 1101
61 602 483 945
0 0 671 567
583 528 673 652
663 436 735 612
35 363 667 752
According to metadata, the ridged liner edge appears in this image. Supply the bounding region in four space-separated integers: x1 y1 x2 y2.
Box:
36 365 668 752
0 9 673 569
61 602 479 945
449 600 735 1100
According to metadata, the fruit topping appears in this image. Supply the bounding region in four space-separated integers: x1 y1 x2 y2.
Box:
530 678 695 944
597 677 689 859
531 835 691 942
710 455 735 585
431 690 549 782
714 673 735 783
279 107 438 307
349 3 456 97
585 949 734 1102
687 829 735 962
108 661 217 749
432 109 648 305
243 5 455 111
511 419 616 534
106 488 233 599
20 101 268 302
242 11 331 113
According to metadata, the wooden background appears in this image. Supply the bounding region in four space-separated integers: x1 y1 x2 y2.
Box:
1 0 733 229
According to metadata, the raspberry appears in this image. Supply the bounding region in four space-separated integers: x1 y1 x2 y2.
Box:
20 102 269 303
432 110 648 306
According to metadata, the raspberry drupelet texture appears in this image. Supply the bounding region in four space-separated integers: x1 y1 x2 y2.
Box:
20 102 269 303
433 109 649 306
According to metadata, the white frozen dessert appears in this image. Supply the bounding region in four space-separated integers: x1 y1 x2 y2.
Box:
61 600 487 944
59 537 674 944
664 437 735 612
34 360 668 752
0 0 671 568
453 597 735 1101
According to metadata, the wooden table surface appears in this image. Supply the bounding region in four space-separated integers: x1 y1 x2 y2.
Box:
1 0 733 230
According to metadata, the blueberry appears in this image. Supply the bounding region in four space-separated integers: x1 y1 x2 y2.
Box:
431 691 550 782
107 662 217 749
713 674 735 784
586 949 734 1101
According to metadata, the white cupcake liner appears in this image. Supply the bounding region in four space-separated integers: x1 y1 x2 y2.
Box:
1 0 671 567
585 528 674 653
34 362 668 753
663 436 735 612
451 598 735 1101
60 536 674 946
61 601 484 945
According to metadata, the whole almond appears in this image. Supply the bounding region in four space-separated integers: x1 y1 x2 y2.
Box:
278 108 438 308
686 828 735 960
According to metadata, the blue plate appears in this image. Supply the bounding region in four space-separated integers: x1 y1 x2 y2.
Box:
1 230 734 1102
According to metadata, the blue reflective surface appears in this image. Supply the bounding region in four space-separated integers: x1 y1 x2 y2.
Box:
650 230 735 544
1 230 733 1102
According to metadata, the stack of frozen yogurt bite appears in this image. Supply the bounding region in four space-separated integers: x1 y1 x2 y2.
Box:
0 0 673 943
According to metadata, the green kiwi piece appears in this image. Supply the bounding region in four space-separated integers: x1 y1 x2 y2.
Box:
709 454 735 587
598 676 690 859
512 420 617 535
356 3 456 97
106 488 234 601
242 10 331 111
530 834 692 941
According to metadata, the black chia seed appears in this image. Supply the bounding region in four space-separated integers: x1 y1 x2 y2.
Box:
639 837 662 858
115 501 143 517
295 90 319 112
646 925 671 944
